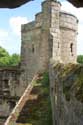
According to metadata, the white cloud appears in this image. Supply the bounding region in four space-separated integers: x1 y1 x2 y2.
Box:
9 16 29 36
0 16 29 54
0 30 21 54
0 29 9 49
5 16 30 54
0 28 21 54
61 1 83 55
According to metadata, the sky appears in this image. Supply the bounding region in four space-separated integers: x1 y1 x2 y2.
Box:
0 0 83 55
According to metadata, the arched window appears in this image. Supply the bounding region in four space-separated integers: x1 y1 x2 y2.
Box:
58 42 59 48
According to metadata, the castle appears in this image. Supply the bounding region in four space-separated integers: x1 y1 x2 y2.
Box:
0 0 78 124
21 0 78 83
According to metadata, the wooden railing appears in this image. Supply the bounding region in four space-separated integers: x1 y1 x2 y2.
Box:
4 75 38 125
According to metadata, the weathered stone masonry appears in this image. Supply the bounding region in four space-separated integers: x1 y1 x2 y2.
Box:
0 66 21 124
21 0 78 83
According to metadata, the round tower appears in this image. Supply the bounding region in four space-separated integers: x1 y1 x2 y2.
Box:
60 11 78 64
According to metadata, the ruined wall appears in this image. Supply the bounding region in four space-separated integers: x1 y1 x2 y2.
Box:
49 62 83 125
0 67 21 124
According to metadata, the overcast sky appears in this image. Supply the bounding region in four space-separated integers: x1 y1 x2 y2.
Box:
0 0 83 55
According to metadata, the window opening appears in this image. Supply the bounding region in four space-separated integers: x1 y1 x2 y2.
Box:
32 44 35 53
70 43 73 56
58 42 59 48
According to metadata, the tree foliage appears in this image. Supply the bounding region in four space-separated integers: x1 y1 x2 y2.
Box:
0 47 9 57
77 55 83 64
0 46 20 66
9 54 20 66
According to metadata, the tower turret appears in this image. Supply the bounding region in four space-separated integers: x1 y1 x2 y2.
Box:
21 0 78 84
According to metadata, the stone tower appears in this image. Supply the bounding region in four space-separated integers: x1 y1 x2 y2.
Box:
21 0 78 83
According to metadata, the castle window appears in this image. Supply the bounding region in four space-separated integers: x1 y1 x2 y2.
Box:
70 43 73 56
58 42 59 48
32 44 35 53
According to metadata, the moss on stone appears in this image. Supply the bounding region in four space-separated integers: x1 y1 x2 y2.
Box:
63 64 83 102
54 63 83 103
74 66 83 102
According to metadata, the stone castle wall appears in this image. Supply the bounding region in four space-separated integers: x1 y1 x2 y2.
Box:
49 62 83 125
60 12 78 63
50 1 61 61
21 0 78 84
0 67 21 124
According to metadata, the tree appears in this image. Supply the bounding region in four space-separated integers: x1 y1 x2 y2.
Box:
0 46 9 57
77 55 83 64
9 54 20 66
0 46 20 66
0 46 10 66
